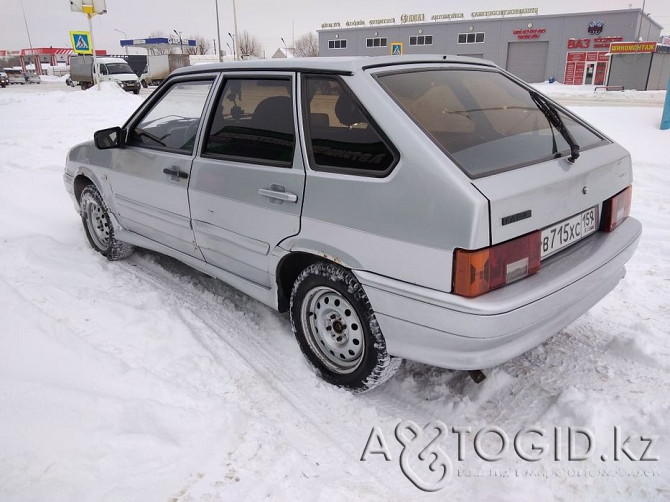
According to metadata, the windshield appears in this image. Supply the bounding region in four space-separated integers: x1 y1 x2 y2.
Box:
105 63 134 75
376 69 607 178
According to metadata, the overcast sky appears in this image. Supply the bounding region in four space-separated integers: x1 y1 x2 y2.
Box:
1 0 668 57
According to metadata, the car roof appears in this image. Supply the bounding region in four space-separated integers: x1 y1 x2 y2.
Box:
171 55 497 77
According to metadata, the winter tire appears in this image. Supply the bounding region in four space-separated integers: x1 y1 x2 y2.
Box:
79 184 134 260
290 261 402 392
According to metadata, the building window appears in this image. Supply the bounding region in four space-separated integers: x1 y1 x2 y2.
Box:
366 37 388 48
328 39 347 49
409 35 433 46
458 32 485 44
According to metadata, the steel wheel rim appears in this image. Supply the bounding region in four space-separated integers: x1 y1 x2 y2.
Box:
84 196 110 250
301 286 365 374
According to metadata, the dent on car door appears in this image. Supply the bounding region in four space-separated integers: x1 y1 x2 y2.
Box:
109 78 215 258
189 75 305 288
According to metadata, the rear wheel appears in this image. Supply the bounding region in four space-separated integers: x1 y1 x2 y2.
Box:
290 262 401 392
79 184 133 260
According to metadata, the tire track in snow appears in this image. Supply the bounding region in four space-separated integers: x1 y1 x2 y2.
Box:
115 252 411 497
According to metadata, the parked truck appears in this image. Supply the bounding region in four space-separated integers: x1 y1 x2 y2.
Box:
139 54 189 87
70 56 141 93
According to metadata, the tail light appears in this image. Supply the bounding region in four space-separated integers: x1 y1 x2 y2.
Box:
600 186 632 233
453 231 542 298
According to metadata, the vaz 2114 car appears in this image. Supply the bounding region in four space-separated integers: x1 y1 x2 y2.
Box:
64 56 641 391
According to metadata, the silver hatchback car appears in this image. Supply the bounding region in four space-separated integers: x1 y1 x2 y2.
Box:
64 56 641 391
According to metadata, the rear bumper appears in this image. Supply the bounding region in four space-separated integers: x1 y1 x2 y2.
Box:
355 217 642 370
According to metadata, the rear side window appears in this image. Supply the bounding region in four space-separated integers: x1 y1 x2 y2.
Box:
203 78 295 166
302 76 396 176
377 69 606 178
127 79 213 154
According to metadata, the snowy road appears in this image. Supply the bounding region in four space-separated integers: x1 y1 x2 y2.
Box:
0 82 668 501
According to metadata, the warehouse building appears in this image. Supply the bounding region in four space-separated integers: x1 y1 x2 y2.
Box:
317 8 663 85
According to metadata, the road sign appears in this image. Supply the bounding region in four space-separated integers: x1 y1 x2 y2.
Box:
391 42 403 55
70 0 107 14
70 31 93 54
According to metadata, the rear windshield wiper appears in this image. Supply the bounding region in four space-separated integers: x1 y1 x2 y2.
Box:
529 90 580 164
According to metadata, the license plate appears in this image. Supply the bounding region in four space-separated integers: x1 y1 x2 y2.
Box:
541 207 597 259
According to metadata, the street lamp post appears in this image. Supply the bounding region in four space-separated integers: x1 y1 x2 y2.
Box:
214 0 223 62
232 0 240 60
114 28 128 55
228 32 236 61
173 29 184 54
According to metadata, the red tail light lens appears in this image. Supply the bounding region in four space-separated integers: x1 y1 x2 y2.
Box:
453 231 542 298
601 186 632 233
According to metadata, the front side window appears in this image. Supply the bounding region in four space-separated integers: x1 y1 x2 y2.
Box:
377 69 606 178
302 76 396 175
127 79 213 154
203 78 294 166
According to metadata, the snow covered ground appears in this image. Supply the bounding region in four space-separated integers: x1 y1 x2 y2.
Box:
0 81 668 501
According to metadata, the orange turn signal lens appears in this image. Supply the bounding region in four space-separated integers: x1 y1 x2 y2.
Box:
453 231 542 298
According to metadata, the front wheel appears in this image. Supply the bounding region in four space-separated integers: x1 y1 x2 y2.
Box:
290 262 401 392
79 185 134 260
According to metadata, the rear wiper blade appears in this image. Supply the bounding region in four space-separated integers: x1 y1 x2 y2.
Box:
529 90 580 164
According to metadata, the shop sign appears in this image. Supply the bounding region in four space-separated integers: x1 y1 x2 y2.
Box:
321 22 341 29
369 18 396 26
513 28 545 40
401 14 425 24
593 36 623 48
345 20 365 27
567 36 623 50
430 13 464 21
472 8 538 17
609 42 657 54
568 38 590 49
588 21 604 35
567 52 587 62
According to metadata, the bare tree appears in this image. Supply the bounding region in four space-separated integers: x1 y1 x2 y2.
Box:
186 35 208 55
148 30 170 55
294 32 319 57
237 30 262 58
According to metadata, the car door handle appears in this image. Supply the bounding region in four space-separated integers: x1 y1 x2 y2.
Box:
162 167 188 179
258 186 298 203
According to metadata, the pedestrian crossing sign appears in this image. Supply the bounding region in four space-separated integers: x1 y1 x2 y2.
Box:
70 31 93 54
391 42 403 56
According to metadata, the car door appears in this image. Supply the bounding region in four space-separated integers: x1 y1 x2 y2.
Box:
189 73 305 288
108 76 216 258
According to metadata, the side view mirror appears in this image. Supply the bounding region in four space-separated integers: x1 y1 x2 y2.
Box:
94 126 124 149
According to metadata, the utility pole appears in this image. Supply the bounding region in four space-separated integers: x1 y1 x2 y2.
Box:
214 0 223 62
232 0 240 60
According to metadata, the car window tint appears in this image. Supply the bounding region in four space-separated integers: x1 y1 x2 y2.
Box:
127 80 213 154
303 77 395 174
378 69 606 178
203 78 294 166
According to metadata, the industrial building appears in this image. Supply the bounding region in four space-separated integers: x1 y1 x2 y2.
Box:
317 8 664 87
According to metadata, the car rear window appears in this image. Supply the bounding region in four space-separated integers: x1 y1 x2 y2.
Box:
376 69 607 178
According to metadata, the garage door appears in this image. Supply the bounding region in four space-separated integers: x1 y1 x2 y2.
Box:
608 53 653 91
506 41 549 83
